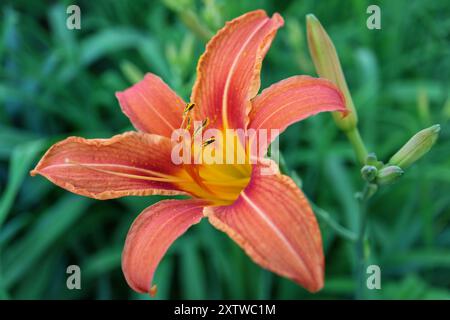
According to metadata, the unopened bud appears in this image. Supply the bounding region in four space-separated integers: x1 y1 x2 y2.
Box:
365 153 377 165
361 165 377 182
389 124 440 168
365 152 383 169
306 14 357 131
376 166 404 185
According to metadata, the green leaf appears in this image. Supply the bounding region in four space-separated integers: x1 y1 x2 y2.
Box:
0 139 47 227
80 28 145 66
83 246 122 280
179 236 207 299
2 195 90 289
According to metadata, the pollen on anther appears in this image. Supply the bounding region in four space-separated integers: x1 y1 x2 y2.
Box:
184 102 195 114
202 136 216 147
202 117 210 128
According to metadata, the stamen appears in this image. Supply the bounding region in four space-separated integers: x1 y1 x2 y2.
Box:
184 102 195 114
194 117 209 137
202 136 216 147
179 102 196 130
201 117 209 128
186 116 191 130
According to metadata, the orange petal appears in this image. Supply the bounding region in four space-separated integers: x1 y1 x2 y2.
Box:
191 10 284 130
205 167 324 292
122 199 205 294
116 73 186 137
249 76 346 151
31 132 187 199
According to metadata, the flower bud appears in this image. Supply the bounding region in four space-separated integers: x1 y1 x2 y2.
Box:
361 165 377 182
376 166 404 185
306 14 357 132
389 124 440 168
365 152 383 169
365 153 378 165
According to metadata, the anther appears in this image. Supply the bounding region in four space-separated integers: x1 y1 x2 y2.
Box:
202 136 216 147
184 102 195 114
201 117 209 128
180 102 196 130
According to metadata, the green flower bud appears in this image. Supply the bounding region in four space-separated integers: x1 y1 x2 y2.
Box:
376 166 404 185
389 124 440 168
306 14 357 132
365 152 383 169
365 153 377 165
361 165 377 182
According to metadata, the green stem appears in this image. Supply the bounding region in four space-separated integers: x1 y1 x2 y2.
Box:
355 183 373 299
355 207 367 298
345 128 368 165
312 204 357 242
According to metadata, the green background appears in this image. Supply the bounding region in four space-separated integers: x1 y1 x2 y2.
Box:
1 0 449 299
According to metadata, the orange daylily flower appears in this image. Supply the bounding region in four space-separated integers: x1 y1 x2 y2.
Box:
31 10 346 294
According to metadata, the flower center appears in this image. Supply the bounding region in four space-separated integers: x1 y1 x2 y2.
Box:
177 102 252 205
180 162 251 206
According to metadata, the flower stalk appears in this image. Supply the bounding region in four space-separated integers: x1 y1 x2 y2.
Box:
304 12 442 299
345 128 369 166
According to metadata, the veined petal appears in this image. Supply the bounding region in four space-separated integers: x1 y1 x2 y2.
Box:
191 10 284 130
249 76 346 152
122 199 205 295
205 167 324 292
31 132 187 199
116 73 185 137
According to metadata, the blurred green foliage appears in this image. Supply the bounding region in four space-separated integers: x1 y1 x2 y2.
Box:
0 0 449 299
